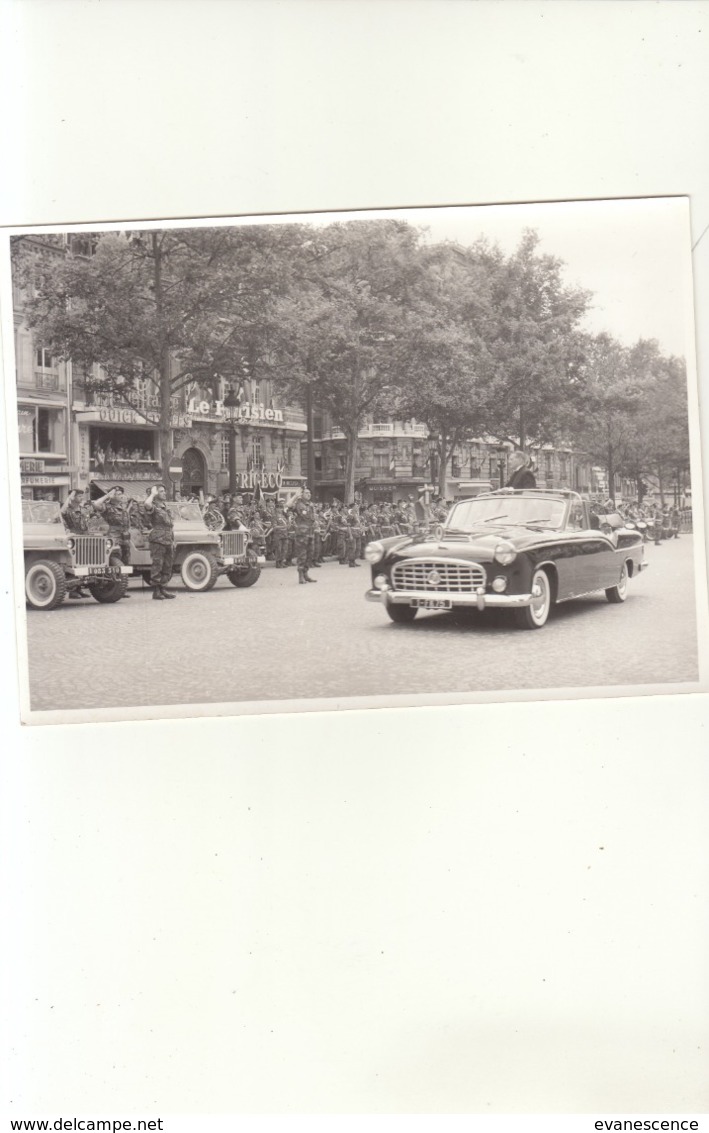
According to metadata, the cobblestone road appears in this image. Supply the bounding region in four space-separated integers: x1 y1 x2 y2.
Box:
25 535 701 712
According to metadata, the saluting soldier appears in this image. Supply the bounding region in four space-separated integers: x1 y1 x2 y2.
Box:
61 490 92 599
286 487 317 583
143 484 176 600
93 486 133 581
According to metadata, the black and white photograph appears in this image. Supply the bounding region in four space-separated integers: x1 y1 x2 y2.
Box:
2 197 707 721
2 0 709 1125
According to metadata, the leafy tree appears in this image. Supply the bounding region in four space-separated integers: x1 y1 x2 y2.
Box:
266 219 422 502
14 225 301 482
625 340 690 504
482 230 591 451
392 242 495 497
567 332 642 503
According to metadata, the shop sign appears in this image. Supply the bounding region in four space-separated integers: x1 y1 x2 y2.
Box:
21 475 69 486
187 397 284 424
234 469 284 490
20 458 45 473
76 407 191 428
281 477 305 487
89 469 162 483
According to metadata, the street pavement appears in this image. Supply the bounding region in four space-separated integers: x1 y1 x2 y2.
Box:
25 534 702 712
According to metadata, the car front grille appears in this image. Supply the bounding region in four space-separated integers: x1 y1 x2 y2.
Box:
391 560 487 593
72 535 108 568
220 530 246 558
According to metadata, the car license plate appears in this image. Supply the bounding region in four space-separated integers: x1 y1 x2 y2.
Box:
413 598 452 610
89 567 115 577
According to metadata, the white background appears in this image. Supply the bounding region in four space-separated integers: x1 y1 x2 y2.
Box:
0 0 708 1119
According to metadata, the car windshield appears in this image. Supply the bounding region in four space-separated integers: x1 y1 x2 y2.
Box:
168 501 204 523
446 494 568 531
22 500 63 524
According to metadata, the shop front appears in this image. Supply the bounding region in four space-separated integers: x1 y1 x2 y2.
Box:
75 405 167 499
18 401 72 500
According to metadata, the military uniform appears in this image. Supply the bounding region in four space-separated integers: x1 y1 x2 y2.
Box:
272 509 289 567
95 493 132 564
62 501 89 534
144 496 176 598
289 495 317 582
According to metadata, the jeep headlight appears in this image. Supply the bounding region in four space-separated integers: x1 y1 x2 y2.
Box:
67 537 75 551
365 540 384 564
493 540 517 565
105 538 113 550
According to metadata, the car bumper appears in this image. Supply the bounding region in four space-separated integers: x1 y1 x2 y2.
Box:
365 587 534 610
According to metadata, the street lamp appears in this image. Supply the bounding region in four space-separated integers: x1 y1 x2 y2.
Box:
223 386 242 494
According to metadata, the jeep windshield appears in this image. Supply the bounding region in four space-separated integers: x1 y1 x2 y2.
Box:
22 500 63 524
168 501 204 523
446 495 567 532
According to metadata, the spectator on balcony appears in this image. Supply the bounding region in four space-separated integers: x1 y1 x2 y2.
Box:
506 450 536 489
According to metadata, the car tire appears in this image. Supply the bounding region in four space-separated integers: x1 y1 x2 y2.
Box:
514 568 552 630
88 555 129 603
385 602 418 624
605 561 629 604
180 550 219 591
227 549 261 588
25 559 67 610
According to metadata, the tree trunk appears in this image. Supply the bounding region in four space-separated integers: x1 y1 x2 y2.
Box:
438 431 448 499
152 233 173 491
657 464 666 507
305 383 315 493
344 427 357 504
607 441 615 504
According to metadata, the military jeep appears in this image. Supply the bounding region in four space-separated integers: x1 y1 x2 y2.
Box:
22 499 132 610
125 500 261 591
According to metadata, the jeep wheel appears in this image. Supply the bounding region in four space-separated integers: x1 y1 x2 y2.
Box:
226 548 261 588
25 560 67 610
181 550 219 591
88 555 129 603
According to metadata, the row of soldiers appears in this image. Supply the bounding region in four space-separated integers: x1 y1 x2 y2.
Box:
208 491 455 573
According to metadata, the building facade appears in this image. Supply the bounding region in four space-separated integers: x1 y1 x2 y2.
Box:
12 236 75 502
309 411 595 503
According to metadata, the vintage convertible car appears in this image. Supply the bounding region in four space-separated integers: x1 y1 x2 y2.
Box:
364 489 648 629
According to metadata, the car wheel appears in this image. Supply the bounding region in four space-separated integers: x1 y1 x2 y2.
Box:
514 568 552 630
88 553 129 603
180 550 219 591
605 560 629 604
227 548 261 588
385 602 418 624
25 560 67 610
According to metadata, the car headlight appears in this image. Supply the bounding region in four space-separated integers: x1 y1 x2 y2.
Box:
365 540 385 564
105 538 113 550
493 541 516 565
67 537 75 551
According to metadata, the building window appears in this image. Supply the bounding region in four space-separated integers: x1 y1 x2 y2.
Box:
314 455 322 472
545 452 553 475
221 435 230 467
489 457 497 480
251 382 262 407
35 347 54 369
251 436 262 467
373 451 388 470
18 405 65 455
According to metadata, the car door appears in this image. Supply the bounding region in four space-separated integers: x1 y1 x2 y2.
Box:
568 501 618 595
